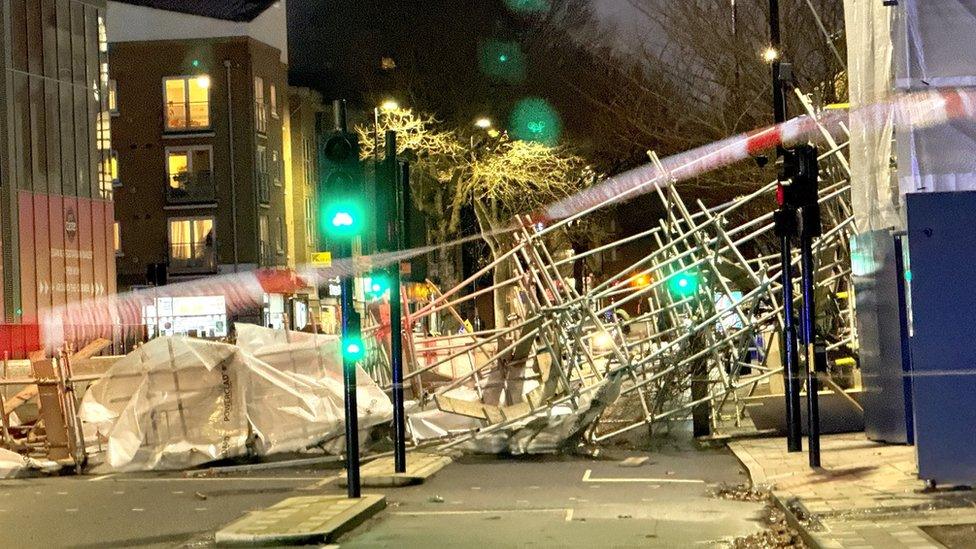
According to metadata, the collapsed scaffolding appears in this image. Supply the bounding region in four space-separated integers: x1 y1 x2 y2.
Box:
17 84 951 470
391 89 858 452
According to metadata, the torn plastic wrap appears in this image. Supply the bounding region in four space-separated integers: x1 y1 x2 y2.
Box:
79 325 393 471
0 448 60 479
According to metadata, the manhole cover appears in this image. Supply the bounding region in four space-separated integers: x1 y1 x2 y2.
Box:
919 524 976 549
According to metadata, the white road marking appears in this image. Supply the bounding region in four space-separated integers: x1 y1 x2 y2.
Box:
112 476 318 483
564 508 574 522
57 492 68 495
113 491 124 495
195 508 207 512
88 473 118 482
393 508 566 517
581 469 703 484
132 508 145 512
470 486 481 490
172 491 184 495
66 509 78 513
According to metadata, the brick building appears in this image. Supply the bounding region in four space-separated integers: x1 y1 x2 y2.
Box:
106 0 313 330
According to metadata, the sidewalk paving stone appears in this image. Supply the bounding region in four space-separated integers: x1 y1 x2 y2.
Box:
729 433 976 548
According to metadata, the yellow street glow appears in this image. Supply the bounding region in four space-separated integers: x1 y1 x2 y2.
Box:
380 99 400 112
762 47 779 63
475 117 492 129
196 75 211 89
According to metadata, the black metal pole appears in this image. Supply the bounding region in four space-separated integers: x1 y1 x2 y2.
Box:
777 214 803 453
385 132 407 474
800 205 822 467
340 237 361 498
769 0 803 453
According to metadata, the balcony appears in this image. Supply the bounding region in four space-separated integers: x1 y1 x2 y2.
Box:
167 171 216 205
169 243 218 274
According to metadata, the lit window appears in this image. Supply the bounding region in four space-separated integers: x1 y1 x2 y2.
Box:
259 215 270 265
98 16 108 53
97 111 111 151
166 146 212 190
108 79 118 114
254 77 267 134
164 75 211 131
114 221 122 256
270 84 278 119
169 217 215 267
108 150 119 187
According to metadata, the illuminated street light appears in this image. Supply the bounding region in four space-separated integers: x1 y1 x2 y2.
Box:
475 117 493 129
380 99 400 112
196 75 211 89
762 47 779 63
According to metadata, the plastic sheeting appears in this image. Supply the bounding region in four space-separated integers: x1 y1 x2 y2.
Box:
845 0 976 231
0 448 59 479
79 325 392 471
844 0 899 231
893 1 976 198
410 375 624 454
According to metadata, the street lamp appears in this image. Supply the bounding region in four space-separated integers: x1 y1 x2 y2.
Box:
762 46 779 64
475 117 493 129
380 99 400 113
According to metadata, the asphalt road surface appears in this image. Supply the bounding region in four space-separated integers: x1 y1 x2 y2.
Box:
0 437 764 548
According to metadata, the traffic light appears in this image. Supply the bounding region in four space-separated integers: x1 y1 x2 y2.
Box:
317 103 365 246
366 273 391 299
342 335 366 362
668 270 700 299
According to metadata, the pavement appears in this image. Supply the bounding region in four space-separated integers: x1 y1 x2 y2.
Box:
729 433 976 548
0 432 769 548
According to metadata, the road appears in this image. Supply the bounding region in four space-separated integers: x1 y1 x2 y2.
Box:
0 436 765 548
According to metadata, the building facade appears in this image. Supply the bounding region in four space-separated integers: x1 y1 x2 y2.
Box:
106 0 312 330
286 86 322 268
0 0 117 325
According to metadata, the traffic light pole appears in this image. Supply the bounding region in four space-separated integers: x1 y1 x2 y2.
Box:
769 0 803 454
796 145 823 468
339 237 362 498
386 134 407 474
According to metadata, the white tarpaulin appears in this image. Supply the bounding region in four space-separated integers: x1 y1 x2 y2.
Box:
0 448 59 479
79 325 392 471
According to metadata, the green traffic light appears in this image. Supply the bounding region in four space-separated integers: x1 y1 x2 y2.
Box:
367 274 391 299
668 271 700 299
321 200 364 238
342 336 366 362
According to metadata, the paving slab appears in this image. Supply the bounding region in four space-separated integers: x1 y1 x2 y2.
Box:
729 434 976 548
214 494 386 546
339 453 452 488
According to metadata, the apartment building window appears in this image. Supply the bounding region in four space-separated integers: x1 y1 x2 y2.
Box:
270 84 278 119
166 146 214 204
276 216 285 255
305 197 314 246
108 150 120 187
114 221 122 256
164 75 211 132
256 145 270 203
303 137 313 187
169 217 216 273
108 79 118 115
271 150 281 187
254 77 267 134
259 215 271 265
